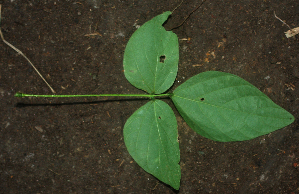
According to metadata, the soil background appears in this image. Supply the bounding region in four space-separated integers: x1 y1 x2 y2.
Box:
0 0 299 193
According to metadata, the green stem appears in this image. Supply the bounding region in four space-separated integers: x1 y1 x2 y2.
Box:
14 92 172 98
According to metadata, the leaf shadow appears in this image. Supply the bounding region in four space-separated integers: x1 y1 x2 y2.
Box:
15 97 151 108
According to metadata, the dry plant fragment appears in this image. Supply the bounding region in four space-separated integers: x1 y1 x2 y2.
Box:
170 0 207 30
84 32 102 37
0 4 56 93
274 11 299 38
285 27 299 38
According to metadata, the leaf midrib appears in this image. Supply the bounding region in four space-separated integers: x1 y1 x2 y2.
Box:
153 101 178 185
172 94 288 119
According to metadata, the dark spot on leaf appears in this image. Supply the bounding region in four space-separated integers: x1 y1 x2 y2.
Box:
200 98 205 101
159 55 166 63
158 116 161 119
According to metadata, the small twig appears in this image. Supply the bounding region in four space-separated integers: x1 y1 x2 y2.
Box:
172 0 184 13
274 11 291 30
49 169 60 175
84 32 102 37
170 0 207 30
0 4 56 93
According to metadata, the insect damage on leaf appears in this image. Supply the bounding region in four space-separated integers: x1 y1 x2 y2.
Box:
159 55 166 63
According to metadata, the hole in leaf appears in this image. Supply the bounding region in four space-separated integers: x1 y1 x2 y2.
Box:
200 98 205 101
159 55 166 63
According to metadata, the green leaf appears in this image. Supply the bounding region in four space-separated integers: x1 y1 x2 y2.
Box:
124 100 180 189
123 11 179 94
171 71 295 142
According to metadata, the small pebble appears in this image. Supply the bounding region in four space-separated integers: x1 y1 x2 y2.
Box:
35 126 44 133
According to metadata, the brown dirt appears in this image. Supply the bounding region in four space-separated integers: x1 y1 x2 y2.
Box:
0 0 298 193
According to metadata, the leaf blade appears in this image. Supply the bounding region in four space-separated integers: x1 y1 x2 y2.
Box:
171 71 295 142
123 11 179 94
124 100 180 189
